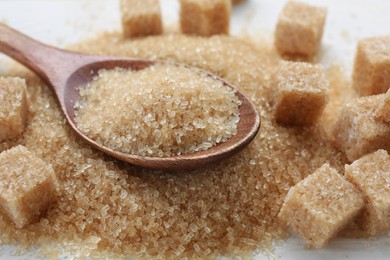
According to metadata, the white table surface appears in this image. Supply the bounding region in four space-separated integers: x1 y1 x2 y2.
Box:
0 0 390 259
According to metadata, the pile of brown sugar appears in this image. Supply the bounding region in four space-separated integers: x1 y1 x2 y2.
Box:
74 64 241 157
0 31 349 258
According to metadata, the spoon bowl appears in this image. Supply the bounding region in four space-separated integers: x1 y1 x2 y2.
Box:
0 24 260 170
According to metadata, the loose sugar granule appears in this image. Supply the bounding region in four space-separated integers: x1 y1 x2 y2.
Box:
74 64 241 157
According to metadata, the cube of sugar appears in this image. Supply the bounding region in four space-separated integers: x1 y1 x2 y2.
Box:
375 88 390 124
179 0 231 36
333 94 390 162
345 150 390 235
120 0 163 38
0 77 28 142
232 0 245 5
275 1 327 58
278 164 364 248
0 145 59 228
352 36 390 96
270 61 329 126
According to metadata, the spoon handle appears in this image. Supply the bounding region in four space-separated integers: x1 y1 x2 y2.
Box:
0 24 72 84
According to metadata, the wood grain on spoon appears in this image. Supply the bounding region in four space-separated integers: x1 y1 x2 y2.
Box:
0 24 260 170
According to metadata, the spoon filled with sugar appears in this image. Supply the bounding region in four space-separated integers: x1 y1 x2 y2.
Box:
0 24 260 170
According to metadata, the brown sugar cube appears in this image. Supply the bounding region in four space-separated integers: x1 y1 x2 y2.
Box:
120 0 162 38
352 36 390 96
275 1 327 58
232 0 245 5
333 94 390 162
0 145 59 228
0 77 28 142
278 164 364 248
345 150 390 235
375 88 390 123
270 61 329 126
179 0 231 36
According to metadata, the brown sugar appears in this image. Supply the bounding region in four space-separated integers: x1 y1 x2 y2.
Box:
120 0 162 38
0 145 59 228
232 0 245 5
320 65 355 139
375 88 390 123
352 36 390 96
74 64 241 157
270 61 329 126
0 32 348 258
278 164 364 248
345 150 390 236
0 77 28 142
333 94 390 162
275 1 327 58
179 0 231 36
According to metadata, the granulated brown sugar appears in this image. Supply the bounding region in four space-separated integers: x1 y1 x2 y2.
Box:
74 64 241 157
0 32 348 258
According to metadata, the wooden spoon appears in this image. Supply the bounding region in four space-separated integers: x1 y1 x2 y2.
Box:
0 24 260 170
